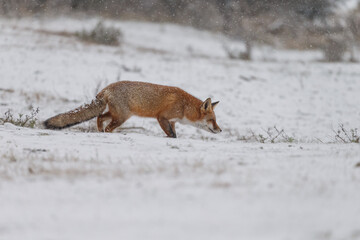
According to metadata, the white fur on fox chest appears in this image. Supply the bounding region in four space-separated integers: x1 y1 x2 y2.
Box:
170 117 210 131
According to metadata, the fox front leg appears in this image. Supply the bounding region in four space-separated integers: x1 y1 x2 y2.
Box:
157 117 177 138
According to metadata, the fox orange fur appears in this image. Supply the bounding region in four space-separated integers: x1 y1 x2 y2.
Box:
44 81 222 138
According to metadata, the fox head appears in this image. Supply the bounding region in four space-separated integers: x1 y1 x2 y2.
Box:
198 98 222 134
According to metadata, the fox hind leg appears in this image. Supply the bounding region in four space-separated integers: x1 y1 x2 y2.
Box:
97 112 112 132
103 101 131 133
104 116 129 133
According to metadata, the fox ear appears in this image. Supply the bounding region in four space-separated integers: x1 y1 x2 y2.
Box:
201 98 212 112
211 101 219 109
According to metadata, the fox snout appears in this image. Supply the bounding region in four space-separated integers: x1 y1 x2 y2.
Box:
206 120 222 134
211 122 222 134
214 125 222 133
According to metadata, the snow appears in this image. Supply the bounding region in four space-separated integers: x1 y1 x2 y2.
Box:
336 0 360 13
1 17 360 240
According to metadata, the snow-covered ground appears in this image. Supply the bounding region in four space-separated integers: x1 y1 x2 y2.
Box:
1 17 360 240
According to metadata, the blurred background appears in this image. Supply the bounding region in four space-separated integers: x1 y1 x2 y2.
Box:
1 0 360 62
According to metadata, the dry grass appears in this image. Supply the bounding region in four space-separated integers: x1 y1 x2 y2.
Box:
0 107 39 128
75 22 123 46
223 125 360 144
23 23 123 47
333 124 360 143
223 126 296 143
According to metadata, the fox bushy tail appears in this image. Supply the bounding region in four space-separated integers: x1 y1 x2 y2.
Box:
44 97 106 129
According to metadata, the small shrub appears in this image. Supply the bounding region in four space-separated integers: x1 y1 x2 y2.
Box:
0 107 39 128
236 126 296 143
76 21 122 46
322 36 347 62
224 41 252 61
334 124 359 143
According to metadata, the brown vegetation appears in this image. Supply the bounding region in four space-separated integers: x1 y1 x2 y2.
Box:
1 0 359 61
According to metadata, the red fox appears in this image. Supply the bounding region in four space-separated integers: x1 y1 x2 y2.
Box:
44 81 221 138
